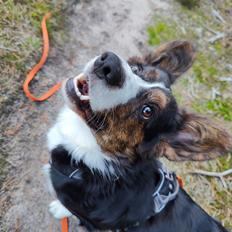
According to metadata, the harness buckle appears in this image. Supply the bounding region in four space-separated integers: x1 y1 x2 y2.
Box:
153 167 179 213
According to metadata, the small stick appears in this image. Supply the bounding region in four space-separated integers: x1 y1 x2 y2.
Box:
208 32 225 44
0 45 19 52
189 169 232 188
211 8 226 24
202 25 218 35
219 77 232 82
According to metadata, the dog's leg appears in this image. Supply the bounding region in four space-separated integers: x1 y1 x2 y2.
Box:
42 164 56 197
49 200 72 219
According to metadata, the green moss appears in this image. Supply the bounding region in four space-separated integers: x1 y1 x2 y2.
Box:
147 22 178 45
212 189 232 230
192 53 218 84
218 154 232 171
207 97 232 121
213 41 224 55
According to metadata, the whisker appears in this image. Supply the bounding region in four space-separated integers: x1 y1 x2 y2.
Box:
95 111 108 134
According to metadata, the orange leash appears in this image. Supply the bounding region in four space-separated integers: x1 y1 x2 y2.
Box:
23 12 61 102
177 175 184 188
61 217 69 232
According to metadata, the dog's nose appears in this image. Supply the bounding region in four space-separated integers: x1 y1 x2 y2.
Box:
94 52 123 87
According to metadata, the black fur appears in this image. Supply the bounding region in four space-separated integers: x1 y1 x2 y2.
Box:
50 146 228 232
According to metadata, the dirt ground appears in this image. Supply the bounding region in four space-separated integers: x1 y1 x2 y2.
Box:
0 0 164 231
0 0 231 231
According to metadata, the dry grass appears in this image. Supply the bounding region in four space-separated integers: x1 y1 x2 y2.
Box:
0 0 65 115
0 0 65 207
148 0 232 229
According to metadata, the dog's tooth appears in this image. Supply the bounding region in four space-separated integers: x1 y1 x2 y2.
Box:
73 79 81 96
80 95 90 100
74 73 85 80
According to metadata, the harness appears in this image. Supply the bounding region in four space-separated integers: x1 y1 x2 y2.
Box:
50 154 183 232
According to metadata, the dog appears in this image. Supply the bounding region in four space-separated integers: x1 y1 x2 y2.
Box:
45 41 231 232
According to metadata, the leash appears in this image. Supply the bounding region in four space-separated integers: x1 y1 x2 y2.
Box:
61 217 69 232
23 12 61 102
177 175 184 188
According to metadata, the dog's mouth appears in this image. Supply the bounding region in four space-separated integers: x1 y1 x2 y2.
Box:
65 73 107 131
65 74 93 121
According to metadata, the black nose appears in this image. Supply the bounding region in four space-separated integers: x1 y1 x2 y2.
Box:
93 52 123 87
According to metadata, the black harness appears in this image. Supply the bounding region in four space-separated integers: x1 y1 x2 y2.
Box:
50 153 179 231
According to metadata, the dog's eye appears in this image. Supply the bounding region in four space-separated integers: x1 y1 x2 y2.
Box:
142 105 153 119
131 65 143 73
131 66 139 73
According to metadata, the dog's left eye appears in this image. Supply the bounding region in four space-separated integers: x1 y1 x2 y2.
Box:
142 105 153 119
131 65 143 73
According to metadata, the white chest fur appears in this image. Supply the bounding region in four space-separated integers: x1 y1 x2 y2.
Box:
47 106 112 173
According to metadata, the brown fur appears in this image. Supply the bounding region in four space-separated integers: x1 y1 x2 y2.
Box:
156 111 232 161
149 89 168 110
95 105 144 160
145 41 196 82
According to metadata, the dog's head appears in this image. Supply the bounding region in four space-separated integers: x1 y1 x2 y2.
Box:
64 40 232 163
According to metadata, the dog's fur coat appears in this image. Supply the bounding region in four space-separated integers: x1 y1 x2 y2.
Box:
46 41 232 232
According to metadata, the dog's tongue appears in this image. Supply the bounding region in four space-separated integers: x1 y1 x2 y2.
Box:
78 79 88 95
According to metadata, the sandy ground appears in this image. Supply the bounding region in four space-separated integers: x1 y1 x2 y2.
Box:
0 0 171 231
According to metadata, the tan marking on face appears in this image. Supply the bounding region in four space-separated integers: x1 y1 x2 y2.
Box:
148 89 168 110
128 56 144 65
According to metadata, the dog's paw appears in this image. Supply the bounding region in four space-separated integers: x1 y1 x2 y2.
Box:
49 200 72 219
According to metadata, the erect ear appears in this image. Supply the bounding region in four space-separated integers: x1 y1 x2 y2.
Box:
145 40 196 83
156 110 232 161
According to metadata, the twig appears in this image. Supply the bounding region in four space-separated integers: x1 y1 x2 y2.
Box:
211 8 226 24
226 64 232 71
0 45 18 52
211 87 221 100
219 76 232 82
208 32 225 44
202 25 218 35
189 169 232 188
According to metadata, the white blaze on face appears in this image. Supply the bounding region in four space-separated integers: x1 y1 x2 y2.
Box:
84 55 169 112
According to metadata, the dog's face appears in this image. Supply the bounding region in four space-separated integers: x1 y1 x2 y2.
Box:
64 41 232 163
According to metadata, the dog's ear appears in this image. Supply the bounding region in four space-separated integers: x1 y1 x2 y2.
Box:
145 40 196 83
156 111 232 161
